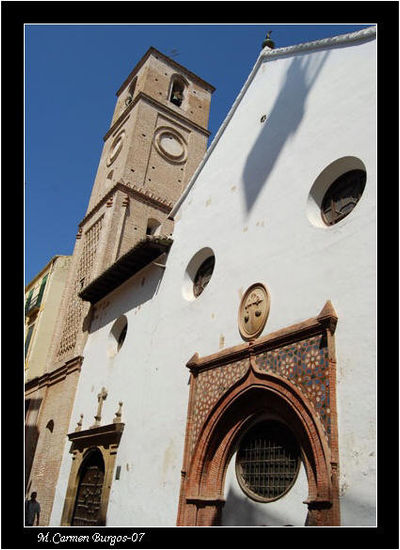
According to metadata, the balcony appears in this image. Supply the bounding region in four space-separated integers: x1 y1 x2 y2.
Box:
25 295 42 316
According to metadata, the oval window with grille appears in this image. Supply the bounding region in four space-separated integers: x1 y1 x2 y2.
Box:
193 256 215 298
235 421 300 502
321 169 366 226
182 248 215 301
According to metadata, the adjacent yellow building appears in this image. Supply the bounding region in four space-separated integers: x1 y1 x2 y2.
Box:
25 255 72 491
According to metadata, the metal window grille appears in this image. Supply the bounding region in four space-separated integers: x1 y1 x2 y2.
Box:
321 169 366 226
236 421 300 501
193 256 215 298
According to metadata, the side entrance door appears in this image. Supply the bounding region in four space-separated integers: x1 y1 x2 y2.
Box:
71 450 105 526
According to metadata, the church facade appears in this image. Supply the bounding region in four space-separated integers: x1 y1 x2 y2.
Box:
33 26 376 527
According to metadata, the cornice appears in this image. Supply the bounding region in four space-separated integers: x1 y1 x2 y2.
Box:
169 26 376 220
67 422 124 442
25 255 70 291
116 46 215 97
25 355 83 391
104 91 211 143
187 301 338 373
260 26 376 60
79 235 173 304
79 181 173 229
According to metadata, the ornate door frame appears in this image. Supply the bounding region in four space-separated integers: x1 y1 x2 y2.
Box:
61 422 124 526
71 448 105 526
177 301 340 526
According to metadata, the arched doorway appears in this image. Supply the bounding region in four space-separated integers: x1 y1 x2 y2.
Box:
61 414 124 526
181 381 334 525
71 449 105 526
177 303 340 526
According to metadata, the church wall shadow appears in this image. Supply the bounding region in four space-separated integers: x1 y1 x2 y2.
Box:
25 396 42 490
86 257 168 334
242 50 329 213
222 486 304 526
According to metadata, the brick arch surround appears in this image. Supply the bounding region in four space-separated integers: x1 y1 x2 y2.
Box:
177 301 340 526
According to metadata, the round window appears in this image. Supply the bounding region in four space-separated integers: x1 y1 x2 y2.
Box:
306 157 367 228
183 248 215 301
153 126 187 164
106 131 125 167
235 421 300 502
321 169 366 226
108 316 128 357
193 256 215 298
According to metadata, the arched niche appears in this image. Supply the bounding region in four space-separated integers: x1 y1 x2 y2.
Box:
169 74 188 107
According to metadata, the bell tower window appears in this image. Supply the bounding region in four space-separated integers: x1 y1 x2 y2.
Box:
170 77 185 107
146 218 161 236
125 77 137 107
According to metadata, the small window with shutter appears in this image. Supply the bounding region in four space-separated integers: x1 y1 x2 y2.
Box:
25 324 35 357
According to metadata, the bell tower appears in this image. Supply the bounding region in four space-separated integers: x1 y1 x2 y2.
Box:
50 47 215 367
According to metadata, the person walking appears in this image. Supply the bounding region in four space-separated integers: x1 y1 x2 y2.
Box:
25 492 40 526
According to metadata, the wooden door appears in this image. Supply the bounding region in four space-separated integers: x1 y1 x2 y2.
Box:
71 450 105 526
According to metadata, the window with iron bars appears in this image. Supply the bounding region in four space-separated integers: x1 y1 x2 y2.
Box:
236 421 300 502
193 256 215 298
321 169 366 226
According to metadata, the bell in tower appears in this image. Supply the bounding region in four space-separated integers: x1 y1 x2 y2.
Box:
51 47 215 365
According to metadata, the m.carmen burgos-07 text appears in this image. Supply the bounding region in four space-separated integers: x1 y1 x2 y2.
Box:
37 532 146 545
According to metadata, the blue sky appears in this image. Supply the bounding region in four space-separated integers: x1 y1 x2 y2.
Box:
25 23 373 282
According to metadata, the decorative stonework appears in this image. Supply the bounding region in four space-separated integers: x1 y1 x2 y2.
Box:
254 334 331 440
238 283 270 341
91 387 108 429
106 131 125 166
57 216 104 358
260 26 376 60
190 358 249 455
153 126 187 164
179 301 340 526
61 421 124 526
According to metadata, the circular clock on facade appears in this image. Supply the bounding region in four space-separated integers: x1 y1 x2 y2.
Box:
238 283 270 341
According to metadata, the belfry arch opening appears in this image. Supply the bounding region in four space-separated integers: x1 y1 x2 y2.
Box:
146 218 161 236
169 75 187 107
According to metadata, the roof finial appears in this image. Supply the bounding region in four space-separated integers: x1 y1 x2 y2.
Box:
113 401 123 423
262 30 275 50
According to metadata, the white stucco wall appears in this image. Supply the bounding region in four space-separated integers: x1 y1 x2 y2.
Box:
222 453 308 526
51 29 376 527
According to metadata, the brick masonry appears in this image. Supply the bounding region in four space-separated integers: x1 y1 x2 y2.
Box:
178 302 340 526
25 362 81 526
26 48 214 526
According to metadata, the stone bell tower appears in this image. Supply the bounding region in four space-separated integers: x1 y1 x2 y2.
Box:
51 47 215 367
26 47 214 526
